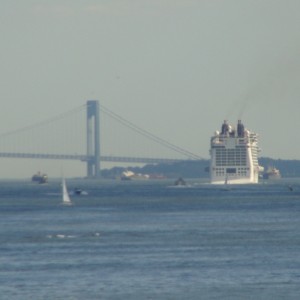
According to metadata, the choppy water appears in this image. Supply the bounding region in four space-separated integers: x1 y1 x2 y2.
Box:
1 178 300 299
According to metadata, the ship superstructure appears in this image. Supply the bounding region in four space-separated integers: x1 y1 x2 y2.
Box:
210 120 260 184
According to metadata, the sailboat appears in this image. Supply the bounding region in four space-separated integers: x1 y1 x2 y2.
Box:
62 177 72 205
221 175 230 191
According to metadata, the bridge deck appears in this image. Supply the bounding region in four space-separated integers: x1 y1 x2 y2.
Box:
0 152 192 164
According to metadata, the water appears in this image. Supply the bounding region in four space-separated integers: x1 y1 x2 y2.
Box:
1 178 300 299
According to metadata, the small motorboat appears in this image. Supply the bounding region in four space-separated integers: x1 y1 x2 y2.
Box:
72 188 88 196
174 177 187 186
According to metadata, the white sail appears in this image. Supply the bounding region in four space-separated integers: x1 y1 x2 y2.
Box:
222 175 230 191
224 175 228 185
62 177 72 205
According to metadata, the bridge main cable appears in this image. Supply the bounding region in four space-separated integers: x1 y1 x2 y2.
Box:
0 105 86 138
100 104 203 160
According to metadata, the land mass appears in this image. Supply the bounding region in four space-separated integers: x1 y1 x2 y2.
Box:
101 157 300 179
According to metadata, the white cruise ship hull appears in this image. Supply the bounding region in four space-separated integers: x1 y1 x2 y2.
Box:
209 120 260 185
210 176 259 185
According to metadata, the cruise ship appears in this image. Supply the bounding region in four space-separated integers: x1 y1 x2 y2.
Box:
209 120 261 184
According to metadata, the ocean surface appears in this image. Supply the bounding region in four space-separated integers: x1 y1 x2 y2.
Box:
1 178 300 300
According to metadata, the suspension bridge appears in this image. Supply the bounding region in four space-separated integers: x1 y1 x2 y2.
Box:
0 100 203 178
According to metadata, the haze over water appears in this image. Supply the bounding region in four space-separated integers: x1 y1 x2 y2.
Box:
1 1 300 180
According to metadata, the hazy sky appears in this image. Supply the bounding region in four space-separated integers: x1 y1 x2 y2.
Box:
1 0 300 178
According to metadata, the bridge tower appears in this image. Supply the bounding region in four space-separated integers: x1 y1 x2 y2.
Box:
86 100 100 178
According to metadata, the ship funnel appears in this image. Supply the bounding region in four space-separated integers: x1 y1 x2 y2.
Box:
221 120 229 135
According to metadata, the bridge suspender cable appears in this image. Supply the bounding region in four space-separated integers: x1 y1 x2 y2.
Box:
99 104 203 160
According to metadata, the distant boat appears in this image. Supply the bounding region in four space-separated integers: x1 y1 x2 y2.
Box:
62 178 72 205
71 188 88 196
225 175 228 185
121 170 150 180
174 177 187 186
32 171 48 184
221 175 231 191
263 167 281 179
167 177 192 188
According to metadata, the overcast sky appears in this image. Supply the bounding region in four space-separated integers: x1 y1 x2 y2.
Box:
1 0 300 178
